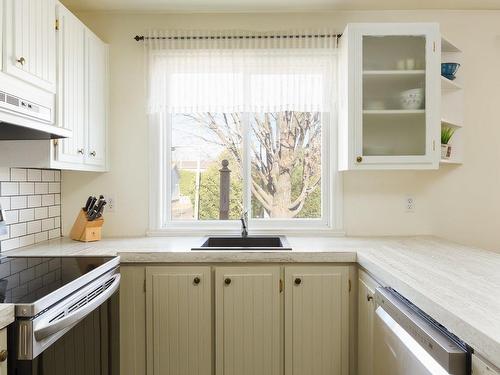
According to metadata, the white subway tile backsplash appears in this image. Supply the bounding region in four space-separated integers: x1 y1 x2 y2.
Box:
11 196 27 210
0 168 10 181
10 168 27 182
0 227 9 241
34 183 49 195
4 210 19 224
48 205 60 218
41 218 54 231
34 207 48 220
19 235 35 248
41 194 54 206
48 183 60 194
27 169 42 182
48 229 60 239
27 221 42 234
34 231 49 243
0 197 10 210
0 168 62 252
19 182 34 195
19 209 35 223
27 195 42 208
10 223 27 238
1 182 19 196
42 170 55 182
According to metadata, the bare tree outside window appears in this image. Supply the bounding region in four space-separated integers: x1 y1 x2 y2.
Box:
170 111 322 221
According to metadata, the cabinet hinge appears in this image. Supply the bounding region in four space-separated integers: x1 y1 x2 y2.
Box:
279 279 283 293
348 279 352 293
143 279 146 292
55 19 59 31
53 139 59 147
433 41 436 52
433 140 436 151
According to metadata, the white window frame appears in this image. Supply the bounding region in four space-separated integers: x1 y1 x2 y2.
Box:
148 109 343 236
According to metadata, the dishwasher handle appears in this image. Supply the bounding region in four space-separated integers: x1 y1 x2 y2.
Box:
34 274 120 341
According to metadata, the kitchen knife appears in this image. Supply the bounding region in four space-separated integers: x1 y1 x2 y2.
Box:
94 200 107 220
83 196 93 212
86 197 98 218
89 199 106 221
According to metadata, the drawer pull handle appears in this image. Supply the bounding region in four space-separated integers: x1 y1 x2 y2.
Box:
0 350 7 362
294 278 302 285
193 277 201 285
17 57 26 65
224 278 231 285
367 295 373 302
90 151 96 157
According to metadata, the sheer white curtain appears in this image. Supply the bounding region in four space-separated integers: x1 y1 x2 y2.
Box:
144 30 338 115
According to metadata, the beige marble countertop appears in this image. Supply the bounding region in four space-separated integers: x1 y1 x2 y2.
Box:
4 235 500 366
0 304 14 330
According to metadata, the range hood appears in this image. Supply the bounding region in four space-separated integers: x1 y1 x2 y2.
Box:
0 90 72 140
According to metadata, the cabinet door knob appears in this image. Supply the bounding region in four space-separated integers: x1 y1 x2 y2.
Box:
17 57 26 65
0 349 7 362
294 277 302 285
193 277 201 285
356 156 363 163
90 151 96 157
77 148 84 155
367 295 373 302
224 278 231 285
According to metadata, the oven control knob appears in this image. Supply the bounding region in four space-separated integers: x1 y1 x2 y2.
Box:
0 350 7 362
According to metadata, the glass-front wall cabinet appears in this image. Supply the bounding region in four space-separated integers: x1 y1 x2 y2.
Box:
339 23 440 170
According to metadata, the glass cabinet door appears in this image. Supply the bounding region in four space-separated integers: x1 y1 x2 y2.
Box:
338 23 440 170
362 35 427 158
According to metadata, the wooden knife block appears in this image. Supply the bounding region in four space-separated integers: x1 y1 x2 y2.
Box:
70 209 104 242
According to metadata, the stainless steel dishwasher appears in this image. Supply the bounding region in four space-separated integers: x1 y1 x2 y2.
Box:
373 287 470 375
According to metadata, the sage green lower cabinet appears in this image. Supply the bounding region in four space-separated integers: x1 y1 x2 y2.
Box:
120 264 351 375
215 266 282 375
146 266 212 375
357 269 379 375
284 266 350 375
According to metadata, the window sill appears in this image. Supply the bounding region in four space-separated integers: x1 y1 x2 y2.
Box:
147 227 346 237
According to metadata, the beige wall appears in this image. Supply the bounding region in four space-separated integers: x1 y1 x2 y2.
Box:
61 10 500 250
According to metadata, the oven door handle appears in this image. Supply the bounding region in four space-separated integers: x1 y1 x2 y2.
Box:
34 274 120 341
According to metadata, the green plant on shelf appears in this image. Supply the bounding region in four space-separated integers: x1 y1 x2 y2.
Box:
441 127 456 145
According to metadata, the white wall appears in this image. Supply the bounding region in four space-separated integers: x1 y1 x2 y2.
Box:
61 10 500 250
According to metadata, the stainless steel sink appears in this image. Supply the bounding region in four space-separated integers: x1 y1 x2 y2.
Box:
191 236 292 251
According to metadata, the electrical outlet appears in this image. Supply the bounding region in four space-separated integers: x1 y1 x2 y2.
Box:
104 195 116 213
405 196 415 213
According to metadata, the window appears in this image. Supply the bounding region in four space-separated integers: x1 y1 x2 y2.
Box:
147 31 342 233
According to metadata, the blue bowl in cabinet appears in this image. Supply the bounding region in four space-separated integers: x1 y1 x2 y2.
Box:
441 63 460 80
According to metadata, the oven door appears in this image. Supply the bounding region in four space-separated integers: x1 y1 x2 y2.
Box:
8 270 120 375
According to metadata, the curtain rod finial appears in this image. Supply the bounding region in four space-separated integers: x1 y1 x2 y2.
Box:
134 35 144 42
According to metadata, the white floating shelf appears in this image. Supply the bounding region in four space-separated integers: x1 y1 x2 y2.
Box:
441 76 462 90
441 118 463 128
363 109 425 115
441 37 462 53
363 70 425 76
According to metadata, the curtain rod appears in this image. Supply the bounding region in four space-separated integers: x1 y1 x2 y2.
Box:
134 33 342 42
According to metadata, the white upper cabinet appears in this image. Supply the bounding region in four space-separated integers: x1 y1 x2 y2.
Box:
3 0 57 93
85 30 108 168
338 23 441 170
55 3 86 164
53 3 109 171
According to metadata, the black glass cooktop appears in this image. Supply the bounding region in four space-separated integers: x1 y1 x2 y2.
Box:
0 256 114 304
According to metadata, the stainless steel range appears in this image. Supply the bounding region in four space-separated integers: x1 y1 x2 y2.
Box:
0 255 120 375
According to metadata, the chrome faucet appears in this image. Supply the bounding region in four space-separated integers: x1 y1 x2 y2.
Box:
240 211 248 238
